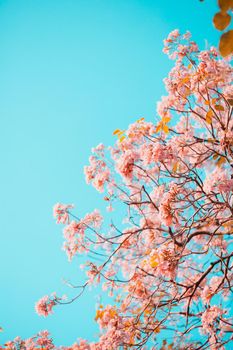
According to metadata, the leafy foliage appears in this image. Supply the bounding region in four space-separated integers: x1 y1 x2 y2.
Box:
201 0 233 57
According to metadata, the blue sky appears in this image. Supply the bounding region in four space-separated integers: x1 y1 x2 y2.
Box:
0 0 219 346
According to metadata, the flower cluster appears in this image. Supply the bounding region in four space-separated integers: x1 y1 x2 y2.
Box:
35 294 57 317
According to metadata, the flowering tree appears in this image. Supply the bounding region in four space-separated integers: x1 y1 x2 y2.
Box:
2 30 233 350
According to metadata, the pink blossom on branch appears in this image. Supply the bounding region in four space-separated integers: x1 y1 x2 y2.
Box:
35 294 57 317
2 30 233 350
49 30 233 349
53 203 74 224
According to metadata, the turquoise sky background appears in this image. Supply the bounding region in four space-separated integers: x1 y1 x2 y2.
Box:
0 0 219 346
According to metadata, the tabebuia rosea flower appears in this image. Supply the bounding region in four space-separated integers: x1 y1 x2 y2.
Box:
4 30 233 350
35 294 57 317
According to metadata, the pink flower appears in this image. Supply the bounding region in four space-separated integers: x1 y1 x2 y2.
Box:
167 29 180 40
83 209 103 228
116 150 139 180
201 306 224 335
35 295 56 317
159 184 180 226
91 143 105 153
53 203 74 224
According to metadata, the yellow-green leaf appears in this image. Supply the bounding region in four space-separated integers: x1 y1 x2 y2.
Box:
184 87 191 96
173 162 178 173
206 110 213 124
153 326 161 334
223 220 233 228
136 117 145 123
181 76 190 84
162 116 171 123
206 116 212 124
117 130 125 137
172 162 180 173
218 0 233 12
155 124 162 133
212 98 218 104
215 104 225 111
162 124 169 134
213 12 231 31
216 156 226 166
219 30 233 57
150 257 159 268
119 135 126 142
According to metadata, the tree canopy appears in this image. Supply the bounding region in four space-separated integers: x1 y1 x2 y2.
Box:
2 30 233 350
